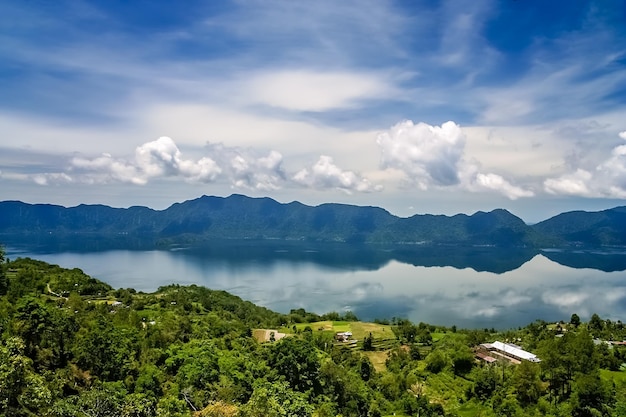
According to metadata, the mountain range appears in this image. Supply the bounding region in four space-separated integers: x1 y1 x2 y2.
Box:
1 194 625 248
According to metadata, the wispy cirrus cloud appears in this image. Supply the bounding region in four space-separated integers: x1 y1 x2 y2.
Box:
245 70 396 112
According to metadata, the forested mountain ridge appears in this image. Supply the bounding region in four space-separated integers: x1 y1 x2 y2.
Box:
1 194 624 247
1 251 626 416
533 206 626 246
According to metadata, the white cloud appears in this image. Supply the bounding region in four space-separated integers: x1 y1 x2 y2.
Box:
70 137 221 185
543 131 626 198
376 120 466 188
5 133 382 194
619 131 626 140
293 155 382 193
474 173 534 200
542 290 589 310
376 120 533 199
544 169 593 196
71 137 288 191
246 70 394 112
205 144 285 191
32 173 73 186
72 154 144 185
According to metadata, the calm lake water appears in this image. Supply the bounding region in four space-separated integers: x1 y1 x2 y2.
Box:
5 239 626 329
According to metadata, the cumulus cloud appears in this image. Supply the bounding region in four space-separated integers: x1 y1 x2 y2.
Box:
377 120 465 188
204 144 285 191
68 137 290 190
376 120 533 199
544 131 626 198
18 135 383 194
72 154 144 185
293 155 382 193
70 137 221 185
474 173 534 200
544 169 593 196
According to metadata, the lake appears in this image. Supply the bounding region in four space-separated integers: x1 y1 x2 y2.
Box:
4 239 626 329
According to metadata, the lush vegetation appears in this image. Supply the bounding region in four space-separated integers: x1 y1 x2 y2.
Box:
1 247 626 416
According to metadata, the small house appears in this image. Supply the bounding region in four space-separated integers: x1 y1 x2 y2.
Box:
335 331 353 342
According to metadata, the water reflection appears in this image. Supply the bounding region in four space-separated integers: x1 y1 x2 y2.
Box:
4 237 539 273
5 240 626 329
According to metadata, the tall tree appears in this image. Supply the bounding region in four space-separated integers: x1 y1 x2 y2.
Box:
571 371 614 417
266 337 321 395
513 361 542 405
0 245 7 295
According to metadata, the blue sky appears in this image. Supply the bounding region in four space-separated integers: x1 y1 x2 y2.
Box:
1 0 626 223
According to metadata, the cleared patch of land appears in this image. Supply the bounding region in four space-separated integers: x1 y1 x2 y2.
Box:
363 350 389 373
252 329 287 343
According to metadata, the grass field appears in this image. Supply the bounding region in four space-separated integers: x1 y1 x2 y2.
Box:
349 321 393 340
281 320 393 340
363 350 390 372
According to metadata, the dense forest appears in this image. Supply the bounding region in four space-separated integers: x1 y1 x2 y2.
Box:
1 245 625 417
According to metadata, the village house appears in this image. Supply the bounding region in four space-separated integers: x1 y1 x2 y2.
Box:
335 331 353 342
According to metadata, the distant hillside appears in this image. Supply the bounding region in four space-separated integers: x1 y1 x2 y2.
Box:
532 206 626 246
0 194 623 248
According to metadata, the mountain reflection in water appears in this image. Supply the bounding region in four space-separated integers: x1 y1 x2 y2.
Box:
5 238 626 329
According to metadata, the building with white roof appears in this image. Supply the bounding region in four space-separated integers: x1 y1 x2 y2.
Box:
477 341 540 364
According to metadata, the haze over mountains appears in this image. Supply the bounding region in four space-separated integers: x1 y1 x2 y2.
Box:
1 194 625 248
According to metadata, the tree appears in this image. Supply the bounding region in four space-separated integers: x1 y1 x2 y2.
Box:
72 316 137 381
451 347 474 376
570 371 614 417
267 337 321 394
589 313 604 334
471 365 498 401
362 332 374 351
240 380 313 417
513 361 542 405
570 313 581 328
360 357 373 381
392 318 417 343
0 337 52 415
425 349 449 374
409 343 421 360
0 245 7 295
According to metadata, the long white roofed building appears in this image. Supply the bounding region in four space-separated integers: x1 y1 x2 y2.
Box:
476 341 540 364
